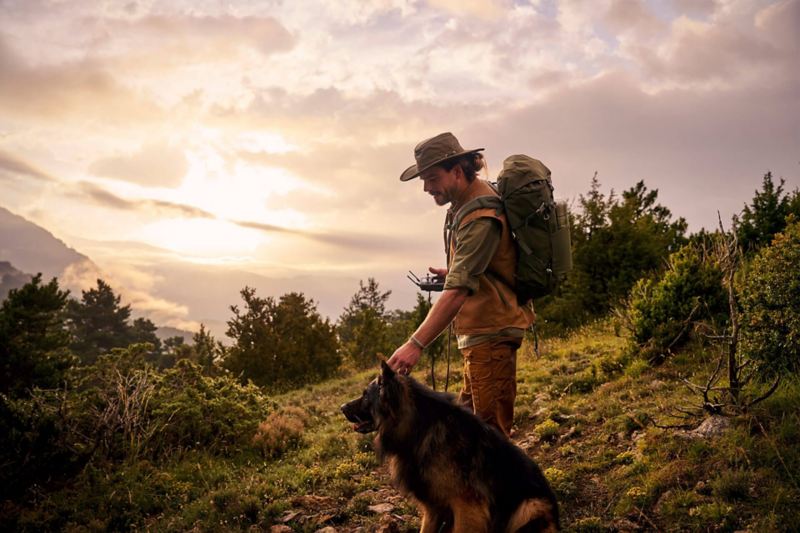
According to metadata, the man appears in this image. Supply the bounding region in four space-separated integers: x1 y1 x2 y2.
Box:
387 132 534 437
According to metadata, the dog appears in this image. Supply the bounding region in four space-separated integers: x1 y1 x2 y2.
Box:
341 361 559 533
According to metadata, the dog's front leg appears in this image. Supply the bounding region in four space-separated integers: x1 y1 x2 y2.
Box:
450 497 490 533
417 502 445 533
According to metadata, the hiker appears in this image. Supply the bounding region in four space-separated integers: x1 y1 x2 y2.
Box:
387 132 534 437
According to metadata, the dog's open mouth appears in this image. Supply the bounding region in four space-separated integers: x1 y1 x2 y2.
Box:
349 416 375 433
341 396 377 433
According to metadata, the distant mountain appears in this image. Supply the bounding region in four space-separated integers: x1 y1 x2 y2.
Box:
0 206 89 280
156 326 195 344
0 260 33 300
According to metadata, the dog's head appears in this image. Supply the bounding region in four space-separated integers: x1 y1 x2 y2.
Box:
340 361 403 434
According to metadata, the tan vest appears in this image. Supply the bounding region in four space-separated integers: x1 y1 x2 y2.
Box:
448 180 534 335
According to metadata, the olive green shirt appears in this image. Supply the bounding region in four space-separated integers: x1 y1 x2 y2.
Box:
444 217 526 349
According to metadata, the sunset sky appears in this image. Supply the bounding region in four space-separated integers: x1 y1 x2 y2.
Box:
1 0 798 337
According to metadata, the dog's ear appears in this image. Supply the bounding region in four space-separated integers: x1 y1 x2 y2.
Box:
380 359 395 381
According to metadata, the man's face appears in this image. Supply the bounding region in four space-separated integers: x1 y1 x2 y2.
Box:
420 165 461 206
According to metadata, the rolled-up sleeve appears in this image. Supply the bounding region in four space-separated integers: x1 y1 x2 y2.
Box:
444 217 502 294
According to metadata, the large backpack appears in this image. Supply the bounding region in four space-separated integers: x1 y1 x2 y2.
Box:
448 155 572 303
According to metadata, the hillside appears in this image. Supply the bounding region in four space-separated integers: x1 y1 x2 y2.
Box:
6 321 797 532
0 206 89 280
0 260 32 300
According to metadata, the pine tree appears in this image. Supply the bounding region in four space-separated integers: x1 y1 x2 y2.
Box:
192 323 220 374
337 278 392 368
0 274 75 396
223 288 340 389
538 176 687 329
67 279 133 364
734 172 794 252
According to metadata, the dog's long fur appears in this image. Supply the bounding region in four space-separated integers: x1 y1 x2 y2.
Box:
341 362 559 533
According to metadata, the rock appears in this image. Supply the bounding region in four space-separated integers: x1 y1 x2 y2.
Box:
654 490 673 514
368 503 395 514
270 526 293 533
559 426 580 442
279 510 300 523
690 415 730 439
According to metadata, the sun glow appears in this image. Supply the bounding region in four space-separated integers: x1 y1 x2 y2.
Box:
173 141 309 224
139 218 265 258
132 133 313 260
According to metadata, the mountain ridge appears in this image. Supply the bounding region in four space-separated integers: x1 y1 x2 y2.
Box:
0 206 89 280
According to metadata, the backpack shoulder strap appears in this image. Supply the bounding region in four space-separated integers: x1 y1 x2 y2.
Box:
452 195 503 231
444 194 503 264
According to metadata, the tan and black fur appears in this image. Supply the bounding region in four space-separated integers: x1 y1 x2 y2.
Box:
341 362 559 533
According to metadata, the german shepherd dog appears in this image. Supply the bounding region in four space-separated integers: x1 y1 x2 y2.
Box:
341 361 559 533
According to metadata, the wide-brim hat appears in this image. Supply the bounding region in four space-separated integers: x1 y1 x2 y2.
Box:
399 132 484 182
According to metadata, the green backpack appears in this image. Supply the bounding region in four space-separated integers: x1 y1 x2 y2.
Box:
449 155 573 303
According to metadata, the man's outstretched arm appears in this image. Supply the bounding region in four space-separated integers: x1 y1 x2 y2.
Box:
386 286 468 373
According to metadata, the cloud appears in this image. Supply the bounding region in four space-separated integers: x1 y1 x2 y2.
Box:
755 0 800 53
604 0 665 37
232 219 305 236
89 141 189 187
668 0 718 18
428 0 511 19
60 257 197 331
0 149 56 182
308 0 417 25
96 14 295 64
73 179 409 255
623 2 798 87
233 218 416 253
0 34 163 122
77 181 216 219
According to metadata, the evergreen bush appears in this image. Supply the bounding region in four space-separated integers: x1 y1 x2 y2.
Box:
739 220 800 377
624 244 727 361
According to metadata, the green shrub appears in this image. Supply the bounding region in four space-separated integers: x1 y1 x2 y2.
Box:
0 348 272 499
624 244 727 362
739 220 800 377
148 359 272 455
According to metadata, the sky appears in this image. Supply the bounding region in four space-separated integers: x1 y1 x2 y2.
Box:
0 0 798 337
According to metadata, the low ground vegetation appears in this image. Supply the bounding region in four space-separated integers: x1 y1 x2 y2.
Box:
2 321 798 531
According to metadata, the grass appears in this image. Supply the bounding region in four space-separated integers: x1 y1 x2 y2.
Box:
4 319 800 531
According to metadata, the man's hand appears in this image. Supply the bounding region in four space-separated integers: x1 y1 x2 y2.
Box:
429 266 447 280
387 341 422 375
386 287 468 375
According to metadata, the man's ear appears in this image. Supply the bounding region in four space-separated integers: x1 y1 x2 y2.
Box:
380 360 395 381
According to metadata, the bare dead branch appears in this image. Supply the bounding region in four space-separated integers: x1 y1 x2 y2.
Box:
745 377 782 410
666 301 701 352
